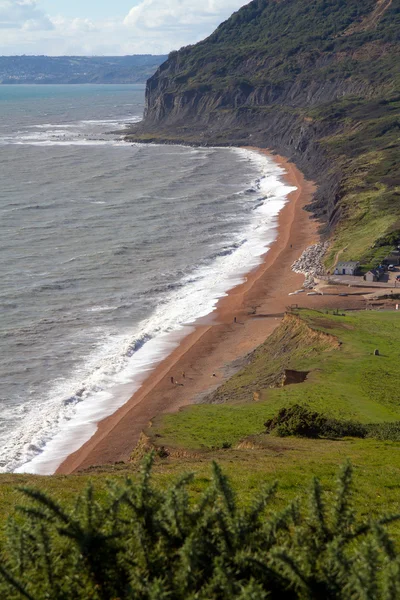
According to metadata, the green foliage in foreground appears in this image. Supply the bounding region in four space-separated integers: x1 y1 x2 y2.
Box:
264 404 400 440
1 455 400 599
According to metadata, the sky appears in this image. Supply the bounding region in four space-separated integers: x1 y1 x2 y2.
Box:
0 0 250 56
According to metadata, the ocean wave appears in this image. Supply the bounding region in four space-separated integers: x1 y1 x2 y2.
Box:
87 305 118 313
18 203 56 211
125 333 152 356
207 240 247 261
0 115 141 147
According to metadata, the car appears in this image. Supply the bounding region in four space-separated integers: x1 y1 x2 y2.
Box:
396 275 400 282
388 264 396 271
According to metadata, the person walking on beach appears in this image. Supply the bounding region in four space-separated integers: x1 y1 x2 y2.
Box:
234 316 237 323
170 376 174 384
182 371 185 379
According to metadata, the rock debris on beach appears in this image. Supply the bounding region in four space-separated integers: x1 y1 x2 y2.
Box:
291 242 329 288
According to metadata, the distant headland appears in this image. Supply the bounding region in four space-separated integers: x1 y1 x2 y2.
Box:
0 55 167 85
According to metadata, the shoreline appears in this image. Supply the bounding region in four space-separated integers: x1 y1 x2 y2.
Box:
57 149 318 474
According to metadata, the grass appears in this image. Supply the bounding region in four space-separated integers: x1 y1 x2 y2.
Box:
147 439 400 522
1 438 400 538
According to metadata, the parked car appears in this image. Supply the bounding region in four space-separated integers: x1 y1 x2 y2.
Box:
396 275 400 282
388 264 396 271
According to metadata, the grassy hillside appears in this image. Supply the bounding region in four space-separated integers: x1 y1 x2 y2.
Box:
312 95 400 270
150 310 400 450
170 0 398 92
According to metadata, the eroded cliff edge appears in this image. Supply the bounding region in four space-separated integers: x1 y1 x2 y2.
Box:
128 0 399 266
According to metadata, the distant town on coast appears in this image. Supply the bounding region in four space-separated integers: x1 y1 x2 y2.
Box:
0 55 167 84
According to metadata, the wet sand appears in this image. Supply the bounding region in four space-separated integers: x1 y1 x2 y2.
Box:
56 150 327 473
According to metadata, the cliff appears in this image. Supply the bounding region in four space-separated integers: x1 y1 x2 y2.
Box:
128 0 400 268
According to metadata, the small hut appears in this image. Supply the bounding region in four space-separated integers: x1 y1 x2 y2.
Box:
364 270 379 282
334 261 360 276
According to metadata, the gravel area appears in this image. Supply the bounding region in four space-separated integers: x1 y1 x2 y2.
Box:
292 242 329 288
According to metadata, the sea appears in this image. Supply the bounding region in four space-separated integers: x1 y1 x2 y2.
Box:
0 84 296 475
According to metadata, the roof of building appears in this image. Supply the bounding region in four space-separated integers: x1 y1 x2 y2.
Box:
365 269 378 276
335 261 360 269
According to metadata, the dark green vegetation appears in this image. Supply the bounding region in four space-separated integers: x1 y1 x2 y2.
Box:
2 455 400 599
264 404 400 439
131 0 400 270
0 55 167 84
167 0 398 91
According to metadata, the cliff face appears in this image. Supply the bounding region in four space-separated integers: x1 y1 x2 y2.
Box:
130 0 400 265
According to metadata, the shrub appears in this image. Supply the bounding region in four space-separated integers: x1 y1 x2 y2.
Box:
264 404 366 439
265 405 327 438
0 456 400 599
366 422 400 441
264 405 400 440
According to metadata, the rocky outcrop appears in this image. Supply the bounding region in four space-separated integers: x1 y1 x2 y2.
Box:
292 242 329 288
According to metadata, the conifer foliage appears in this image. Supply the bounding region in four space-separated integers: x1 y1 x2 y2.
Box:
0 455 400 599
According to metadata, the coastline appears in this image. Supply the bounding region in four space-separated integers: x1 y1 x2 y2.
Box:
57 150 318 474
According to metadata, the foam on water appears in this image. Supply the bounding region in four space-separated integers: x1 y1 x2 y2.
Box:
0 116 142 146
12 147 296 475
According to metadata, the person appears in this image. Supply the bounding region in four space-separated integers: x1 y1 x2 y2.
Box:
182 371 185 378
170 376 174 384
234 316 237 323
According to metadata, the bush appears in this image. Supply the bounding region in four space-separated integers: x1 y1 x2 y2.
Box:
366 421 400 441
265 405 400 441
264 405 366 439
1 456 400 599
265 405 327 438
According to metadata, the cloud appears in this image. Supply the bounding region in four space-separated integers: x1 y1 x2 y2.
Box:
0 0 250 56
51 16 97 34
124 0 246 29
120 0 249 54
0 0 53 30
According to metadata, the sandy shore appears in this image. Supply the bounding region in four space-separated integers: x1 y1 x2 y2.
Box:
56 150 320 474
